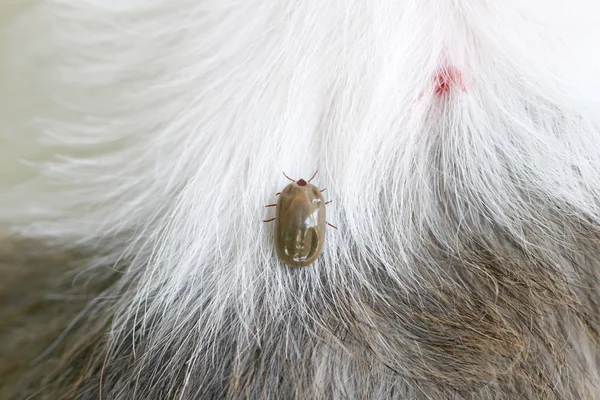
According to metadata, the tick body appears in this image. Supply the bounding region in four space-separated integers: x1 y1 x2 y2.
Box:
264 171 334 267
276 179 325 267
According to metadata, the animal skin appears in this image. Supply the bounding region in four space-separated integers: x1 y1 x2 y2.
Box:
2 1 600 399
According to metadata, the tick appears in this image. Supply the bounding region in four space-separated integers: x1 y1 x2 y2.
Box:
264 171 337 267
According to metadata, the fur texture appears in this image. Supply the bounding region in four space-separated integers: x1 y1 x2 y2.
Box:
2 0 600 398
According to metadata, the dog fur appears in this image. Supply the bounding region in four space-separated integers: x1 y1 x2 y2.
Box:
2 1 600 398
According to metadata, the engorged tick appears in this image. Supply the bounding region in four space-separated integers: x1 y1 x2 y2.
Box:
263 170 336 267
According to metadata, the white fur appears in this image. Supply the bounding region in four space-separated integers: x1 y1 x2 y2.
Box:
3 0 600 397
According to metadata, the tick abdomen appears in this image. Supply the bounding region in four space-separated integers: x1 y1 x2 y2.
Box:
275 182 326 267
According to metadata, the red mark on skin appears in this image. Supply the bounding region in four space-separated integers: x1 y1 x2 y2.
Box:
412 65 467 106
433 66 466 96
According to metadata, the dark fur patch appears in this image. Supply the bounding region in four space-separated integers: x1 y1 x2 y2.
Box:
3 203 600 399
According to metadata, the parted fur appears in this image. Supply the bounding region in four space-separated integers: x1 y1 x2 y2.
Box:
2 0 600 399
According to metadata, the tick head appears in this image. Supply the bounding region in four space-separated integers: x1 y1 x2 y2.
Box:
296 179 307 187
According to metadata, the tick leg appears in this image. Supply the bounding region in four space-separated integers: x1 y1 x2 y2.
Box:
326 222 338 229
275 192 281 196
307 170 318 183
283 172 295 182
265 204 277 208
263 218 276 223
320 188 326 192
325 200 332 205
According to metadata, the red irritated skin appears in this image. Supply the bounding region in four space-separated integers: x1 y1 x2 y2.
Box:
275 179 326 267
